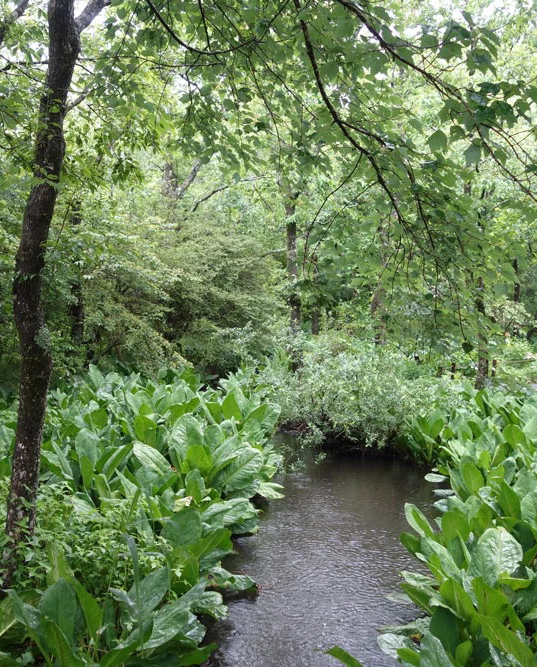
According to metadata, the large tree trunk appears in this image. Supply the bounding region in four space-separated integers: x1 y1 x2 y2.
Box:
3 0 81 588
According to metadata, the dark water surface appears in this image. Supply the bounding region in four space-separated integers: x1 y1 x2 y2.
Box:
206 451 433 667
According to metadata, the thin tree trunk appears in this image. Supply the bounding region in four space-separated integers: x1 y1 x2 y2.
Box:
286 201 300 333
475 276 488 389
68 202 84 342
513 258 521 337
311 309 320 335
513 259 520 303
3 0 86 588
371 220 389 345
311 255 320 335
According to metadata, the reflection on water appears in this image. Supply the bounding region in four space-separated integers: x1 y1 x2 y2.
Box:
206 449 433 667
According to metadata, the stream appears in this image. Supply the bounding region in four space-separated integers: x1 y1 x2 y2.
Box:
206 447 434 667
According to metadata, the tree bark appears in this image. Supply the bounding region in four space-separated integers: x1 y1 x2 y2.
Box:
162 159 179 198
475 277 488 389
162 157 201 200
3 0 81 588
513 258 520 303
286 202 300 333
68 202 85 342
311 307 320 335
371 220 389 345
311 255 320 335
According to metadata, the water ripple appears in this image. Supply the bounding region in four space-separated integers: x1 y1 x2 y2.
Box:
206 453 433 667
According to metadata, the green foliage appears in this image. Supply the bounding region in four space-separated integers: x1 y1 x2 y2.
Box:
382 388 537 666
241 332 459 449
0 366 282 664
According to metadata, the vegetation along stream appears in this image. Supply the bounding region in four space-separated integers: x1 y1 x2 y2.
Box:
207 448 433 667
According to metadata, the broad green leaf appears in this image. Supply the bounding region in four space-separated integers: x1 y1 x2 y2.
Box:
39 579 77 644
144 606 196 650
441 509 470 542
428 130 448 153
478 614 534 666
520 490 537 524
497 481 521 519
257 481 285 499
429 607 459 655
185 444 213 474
221 392 242 421
180 643 218 666
201 498 257 529
41 618 85 667
162 507 202 546
46 543 73 585
419 631 454 667
503 423 526 447
101 443 133 479
69 578 103 646
460 461 484 495
212 448 263 493
185 469 206 503
438 579 475 621
464 143 481 166
134 414 158 446
405 503 434 538
74 429 100 465
127 566 169 616
133 441 171 477
468 527 522 587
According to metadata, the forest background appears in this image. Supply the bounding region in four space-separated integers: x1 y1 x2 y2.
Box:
1 0 537 664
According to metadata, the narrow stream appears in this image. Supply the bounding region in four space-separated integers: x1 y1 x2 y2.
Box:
206 448 434 667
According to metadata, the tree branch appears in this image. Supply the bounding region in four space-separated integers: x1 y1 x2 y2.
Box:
293 0 408 230
191 177 262 212
0 0 30 47
75 0 110 32
178 158 202 199
334 0 537 204
145 0 255 56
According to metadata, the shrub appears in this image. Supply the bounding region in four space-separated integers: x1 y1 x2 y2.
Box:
243 333 460 449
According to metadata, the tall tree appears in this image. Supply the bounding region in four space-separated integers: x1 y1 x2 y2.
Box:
3 0 108 586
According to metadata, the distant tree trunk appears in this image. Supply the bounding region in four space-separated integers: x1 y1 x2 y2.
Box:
311 309 320 335
371 220 389 345
513 259 520 303
513 258 521 337
68 201 84 342
162 159 179 198
311 256 320 335
286 199 300 333
475 277 488 389
163 157 201 201
3 0 83 588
